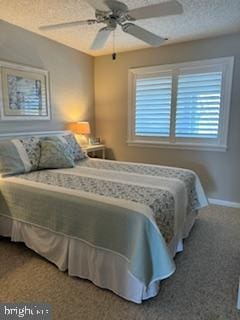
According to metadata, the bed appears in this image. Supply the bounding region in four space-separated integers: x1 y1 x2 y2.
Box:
0 131 208 303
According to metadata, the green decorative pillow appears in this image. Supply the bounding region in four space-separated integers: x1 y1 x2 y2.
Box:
41 136 74 160
38 139 75 169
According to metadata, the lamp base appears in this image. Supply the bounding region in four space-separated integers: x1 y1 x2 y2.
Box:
75 134 89 147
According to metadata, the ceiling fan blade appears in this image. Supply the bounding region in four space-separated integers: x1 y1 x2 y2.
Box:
90 27 112 50
39 20 96 31
85 0 109 11
122 23 165 47
104 0 128 13
128 1 183 20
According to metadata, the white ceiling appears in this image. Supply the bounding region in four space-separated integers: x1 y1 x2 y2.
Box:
0 0 240 57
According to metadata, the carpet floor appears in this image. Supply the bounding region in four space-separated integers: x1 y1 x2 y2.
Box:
0 205 240 320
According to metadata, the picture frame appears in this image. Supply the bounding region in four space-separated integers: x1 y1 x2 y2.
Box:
89 137 101 145
0 60 51 121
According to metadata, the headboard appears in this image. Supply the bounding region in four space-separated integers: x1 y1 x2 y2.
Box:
0 130 71 141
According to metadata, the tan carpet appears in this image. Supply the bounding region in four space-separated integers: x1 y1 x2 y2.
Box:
0 205 240 320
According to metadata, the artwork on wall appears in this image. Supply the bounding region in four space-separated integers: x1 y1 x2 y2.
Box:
0 61 50 120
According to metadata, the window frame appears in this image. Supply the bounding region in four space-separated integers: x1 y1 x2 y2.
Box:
127 57 234 152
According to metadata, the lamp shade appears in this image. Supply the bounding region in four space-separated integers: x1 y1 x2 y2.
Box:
69 122 91 135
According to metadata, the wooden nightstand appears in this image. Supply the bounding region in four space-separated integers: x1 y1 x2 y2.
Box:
84 144 106 159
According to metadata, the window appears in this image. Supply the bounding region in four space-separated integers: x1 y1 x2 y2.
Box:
128 57 234 151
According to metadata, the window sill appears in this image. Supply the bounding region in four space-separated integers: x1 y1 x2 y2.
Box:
127 140 227 152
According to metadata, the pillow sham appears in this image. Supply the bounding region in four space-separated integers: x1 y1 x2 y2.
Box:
0 139 32 177
38 139 75 169
61 133 86 161
18 137 41 170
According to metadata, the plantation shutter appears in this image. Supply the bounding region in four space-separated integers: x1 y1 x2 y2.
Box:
175 72 222 139
135 75 172 137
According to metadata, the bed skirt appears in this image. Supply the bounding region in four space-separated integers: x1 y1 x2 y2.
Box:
0 211 197 303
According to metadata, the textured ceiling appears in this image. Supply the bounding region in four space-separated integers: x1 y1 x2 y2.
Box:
0 0 240 56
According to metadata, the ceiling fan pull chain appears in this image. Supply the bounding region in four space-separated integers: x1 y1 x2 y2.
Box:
112 30 117 60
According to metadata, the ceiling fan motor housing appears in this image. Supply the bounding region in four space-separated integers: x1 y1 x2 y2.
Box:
95 6 129 28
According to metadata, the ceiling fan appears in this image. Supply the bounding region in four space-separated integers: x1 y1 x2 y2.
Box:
39 0 183 51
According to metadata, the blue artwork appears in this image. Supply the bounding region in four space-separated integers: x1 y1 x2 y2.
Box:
7 75 46 115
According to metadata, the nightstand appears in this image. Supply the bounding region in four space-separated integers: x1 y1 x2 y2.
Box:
84 144 106 159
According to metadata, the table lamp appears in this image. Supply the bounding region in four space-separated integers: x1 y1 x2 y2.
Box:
68 121 91 147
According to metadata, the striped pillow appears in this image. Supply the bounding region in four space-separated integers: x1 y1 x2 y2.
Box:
0 140 32 177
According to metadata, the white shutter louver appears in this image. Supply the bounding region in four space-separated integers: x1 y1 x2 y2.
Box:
135 75 172 137
176 72 222 139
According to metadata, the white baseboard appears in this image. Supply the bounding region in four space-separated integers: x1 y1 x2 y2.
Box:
208 198 240 209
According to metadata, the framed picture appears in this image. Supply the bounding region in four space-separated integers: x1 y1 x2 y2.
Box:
89 137 101 145
0 61 50 121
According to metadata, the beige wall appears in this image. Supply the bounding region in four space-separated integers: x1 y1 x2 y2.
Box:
94 33 240 203
0 20 94 134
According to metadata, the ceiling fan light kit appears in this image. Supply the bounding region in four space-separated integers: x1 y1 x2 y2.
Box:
39 0 183 59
